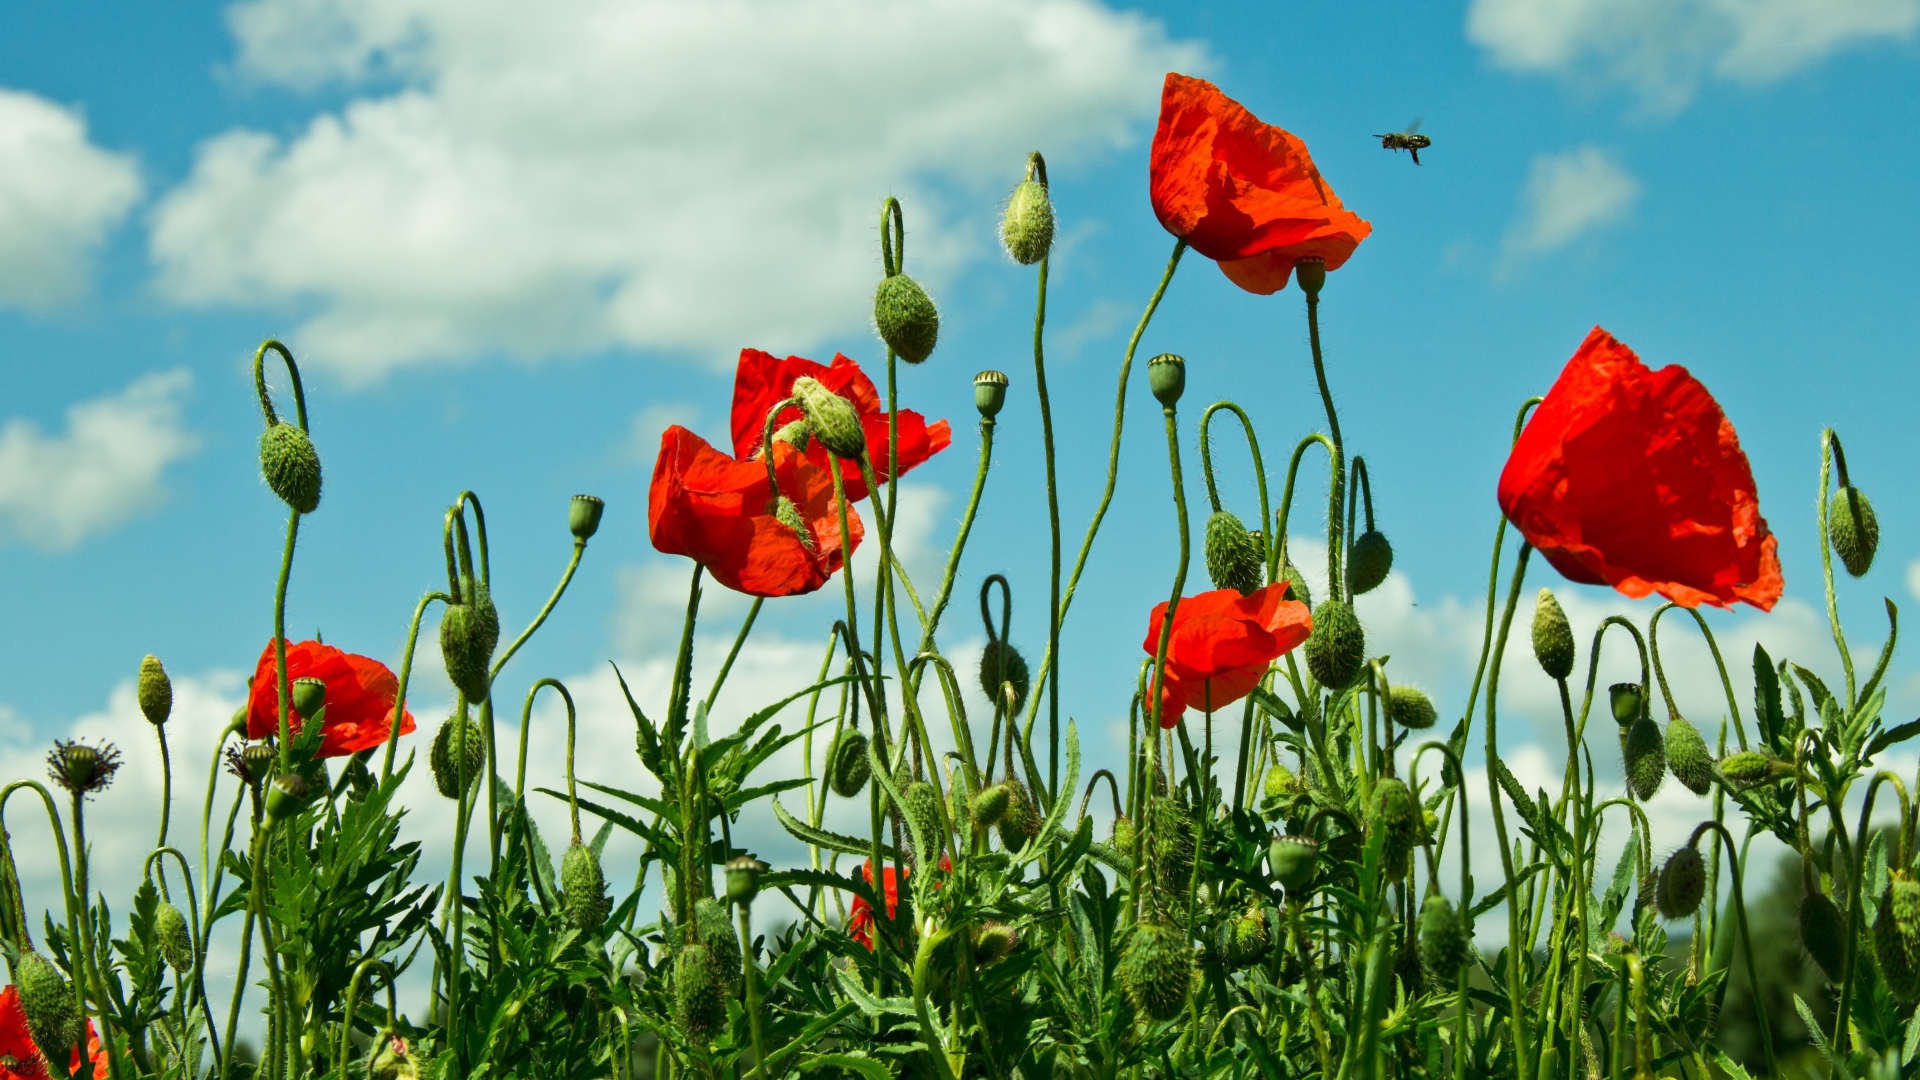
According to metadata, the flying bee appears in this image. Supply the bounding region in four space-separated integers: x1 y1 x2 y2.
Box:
1376 118 1430 165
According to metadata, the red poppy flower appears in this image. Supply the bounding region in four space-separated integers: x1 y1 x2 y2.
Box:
1142 584 1313 726
729 348 951 501
0 985 106 1079
650 425 863 598
1149 73 1372 296
246 640 417 758
846 856 950 949
1498 327 1783 611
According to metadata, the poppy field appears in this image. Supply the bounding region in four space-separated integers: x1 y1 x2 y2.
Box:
1 70 1907 1080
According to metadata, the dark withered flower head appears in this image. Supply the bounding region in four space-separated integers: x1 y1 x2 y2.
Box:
224 744 251 783
48 739 121 797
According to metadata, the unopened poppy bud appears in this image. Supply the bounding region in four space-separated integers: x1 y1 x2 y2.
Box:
1304 600 1365 690
1262 763 1299 802
1829 484 1879 577
568 494 604 540
265 773 309 825
791 376 867 461
1717 750 1775 788
16 951 82 1060
48 739 120 797
138 655 173 726
1147 353 1185 408
725 856 767 906
1656 845 1705 919
156 901 194 973
1117 922 1191 1022
1110 814 1135 853
1372 777 1420 880
1665 717 1713 795
1001 178 1055 265
1204 511 1263 596
970 782 1011 829
902 781 943 858
973 921 1021 964
1609 682 1643 726
1280 560 1312 608
439 577 500 703
827 729 870 798
1531 589 1576 680
1347 530 1393 596
1221 907 1270 967
1877 874 1920 1001
773 496 816 552
562 840 612 929
259 421 323 514
291 676 327 722
977 639 1029 714
695 897 743 993
430 715 485 800
1386 684 1437 730
998 779 1042 852
1419 896 1469 977
1294 256 1326 298
673 943 726 1038
974 370 1009 419
1800 882 1846 983
1622 717 1665 800
1268 835 1318 892
770 419 812 452
874 273 940 364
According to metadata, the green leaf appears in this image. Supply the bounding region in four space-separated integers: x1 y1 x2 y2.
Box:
1016 721 1080 870
573 778 679 824
1793 664 1834 718
1708 1046 1757 1080
1468 863 1545 921
1861 597 1901 707
613 662 668 784
832 966 918 1019
800 1053 894 1080
1249 687 1299 730
543 790 663 848
771 795 903 861
761 867 877 909
1868 716 1920 758
1796 993 1852 1078
1754 644 1784 752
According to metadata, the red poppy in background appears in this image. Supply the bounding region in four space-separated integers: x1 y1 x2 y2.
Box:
0 984 106 1079
650 425 863 598
247 640 415 757
1143 583 1313 726
1149 73 1372 295
1498 327 1782 611
846 856 949 949
729 348 951 501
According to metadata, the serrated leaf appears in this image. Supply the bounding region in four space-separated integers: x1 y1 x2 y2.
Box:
1016 721 1080 869
832 966 918 1019
1869 716 1920 758
1709 1046 1757 1080
613 662 668 784
1794 665 1834 718
1754 644 1785 752
1796 993 1852 1078
800 1053 894 1080
1469 863 1545 921
771 796 903 861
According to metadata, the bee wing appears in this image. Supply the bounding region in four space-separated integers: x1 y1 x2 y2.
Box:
1404 116 1424 136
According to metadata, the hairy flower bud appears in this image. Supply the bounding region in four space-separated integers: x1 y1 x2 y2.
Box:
1829 484 1879 577
1305 600 1365 691
1263 764 1300 803
1386 685 1437 730
973 921 1021 965
138 655 173 727
1373 777 1420 881
1623 717 1666 800
1110 814 1135 855
1204 511 1264 596
974 370 1009 419
156 901 194 973
1665 717 1713 795
430 715 485 800
1717 750 1774 788
1609 682 1644 727
1419 895 1469 978
902 780 944 859
773 496 815 552
259 422 322 514
1001 178 1056 265
562 840 612 930
874 273 940 364
1347 530 1393 596
977 639 1029 715
568 494 604 540
439 577 500 703
1800 882 1847 983
1656 845 1706 920
1531 589 1575 680
1118 922 1191 1022
674 943 726 1039
1877 873 1920 1001
827 729 870 798
791 376 867 461
1147 353 1185 408
970 782 1011 830
16 951 82 1061
1280 560 1312 608
1149 796 1194 884
1221 907 1270 968
998 779 1042 853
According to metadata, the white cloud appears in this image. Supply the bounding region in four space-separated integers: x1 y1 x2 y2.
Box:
0 371 199 549
1467 0 1920 111
0 89 142 311
149 0 1204 383
1500 146 1640 268
1906 555 1920 603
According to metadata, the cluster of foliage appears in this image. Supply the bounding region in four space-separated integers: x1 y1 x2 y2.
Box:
0 71 1912 1080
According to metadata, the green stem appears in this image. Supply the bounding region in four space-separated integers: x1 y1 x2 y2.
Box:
1145 403 1191 750
1304 291 1345 602
738 903 769 1078
920 417 995 648
1818 430 1857 708
382 591 451 781
1483 543 1535 1080
702 599 763 716
1031 252 1063 803
270 510 301 770
910 923 960 1080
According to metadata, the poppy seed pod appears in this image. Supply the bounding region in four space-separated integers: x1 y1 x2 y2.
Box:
138 655 173 727
791 376 867 461
1293 256 1327 298
970 782 1011 829
1419 895 1469 978
1386 685 1437 730
1305 600 1365 690
977 639 1030 715
568 494 604 540
1204 511 1264 596
1001 178 1055 265
974 370 1009 419
827 729 870 798
674 943 727 1039
1828 484 1879 577
439 577 500 703
1800 883 1847 983
241 743 277 785
264 773 309 826
291 676 327 723
973 921 1020 964
1877 873 1920 1000
1147 353 1185 408
561 840 611 929
1665 717 1713 795
1347 529 1393 596
48 739 119 797
1531 589 1576 680
726 856 767 906
156 901 194 973
1118 922 1192 1022
874 273 940 364
1622 717 1666 800
259 421 323 514
430 715 485 800
1717 750 1774 788
1609 682 1644 727
773 496 816 552
1268 835 1318 892
16 951 82 1061
1656 845 1706 920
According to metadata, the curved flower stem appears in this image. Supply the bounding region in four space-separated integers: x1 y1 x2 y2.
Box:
1648 603 1749 751
253 341 312 776
144 846 216 1060
1687 820 1774 1076
1023 240 1185 738
1032 248 1063 803
382 591 453 781
1482 542 1535 1080
1270 434 1337 590
1556 677 1589 1078
1818 430 1857 708
1573 617 1650 748
153 725 174 871
443 697 477 1077
514 679 574 811
1833 770 1911 1063
336 958 386 1074
1303 289 1346 601
920 416 996 647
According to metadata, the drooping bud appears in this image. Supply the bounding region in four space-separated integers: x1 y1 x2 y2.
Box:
770 419 812 453
1294 256 1327 298
259 422 323 514
974 370 1009 419
568 495 605 540
977 639 1030 715
48 740 120 798
725 856 766 906
973 921 1021 964
1000 178 1056 265
138 655 173 727
1221 907 1271 968
997 779 1042 852
1118 922 1192 1022
430 715 485 800
1263 764 1299 802
970 783 1011 830
1280 560 1312 608
291 676 327 723
1531 589 1575 680
1347 530 1393 596
1372 777 1420 881
1717 750 1774 788
827 729 870 798
773 496 815 551
1419 895 1469 978
1269 836 1319 892
791 376 867 461
1146 353 1185 408
902 781 944 858
674 943 727 1039
1622 717 1666 800
15 951 82 1062
1609 683 1643 726
561 840 611 929
156 901 194 973
1656 845 1706 920
1879 873 1920 1001
1386 685 1437 730
1204 511 1264 596
1800 882 1847 983
695 897 743 995
1304 600 1365 690
1665 717 1713 795
873 274 940 364
439 577 501 703
264 773 310 825
1828 484 1880 577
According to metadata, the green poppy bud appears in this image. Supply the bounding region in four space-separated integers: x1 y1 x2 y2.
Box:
1149 796 1194 884
998 779 1042 852
1665 717 1713 795
1373 776 1420 880
1622 717 1665 800
561 840 611 930
1656 845 1705 920
874 273 940 364
1305 600 1365 690
973 921 1020 964
1347 530 1393 596
259 421 323 514
970 783 1011 830
978 639 1029 715
902 780 944 858
1280 560 1312 608
1001 178 1055 265
1609 682 1643 726
1204 511 1264 596
1828 484 1879 577
1420 895 1469 978
726 856 766 906
791 376 867 461
16 951 82 1061
138 655 173 727
974 370 1008 419
156 900 194 973
1800 882 1847 983
568 494 604 540
439 577 500 703
1386 685 1437 730
1294 256 1326 298
1262 764 1299 803
773 496 815 552
1531 589 1575 680
1147 353 1185 408
430 714 485 800
264 773 309 825
827 729 870 798
1118 922 1192 1022
1222 908 1271 968
1717 750 1774 788
674 943 726 1039
1268 835 1318 892
695 897 743 994
1877 873 1920 1001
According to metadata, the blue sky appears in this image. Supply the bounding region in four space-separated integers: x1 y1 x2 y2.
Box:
2 0 1919 925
